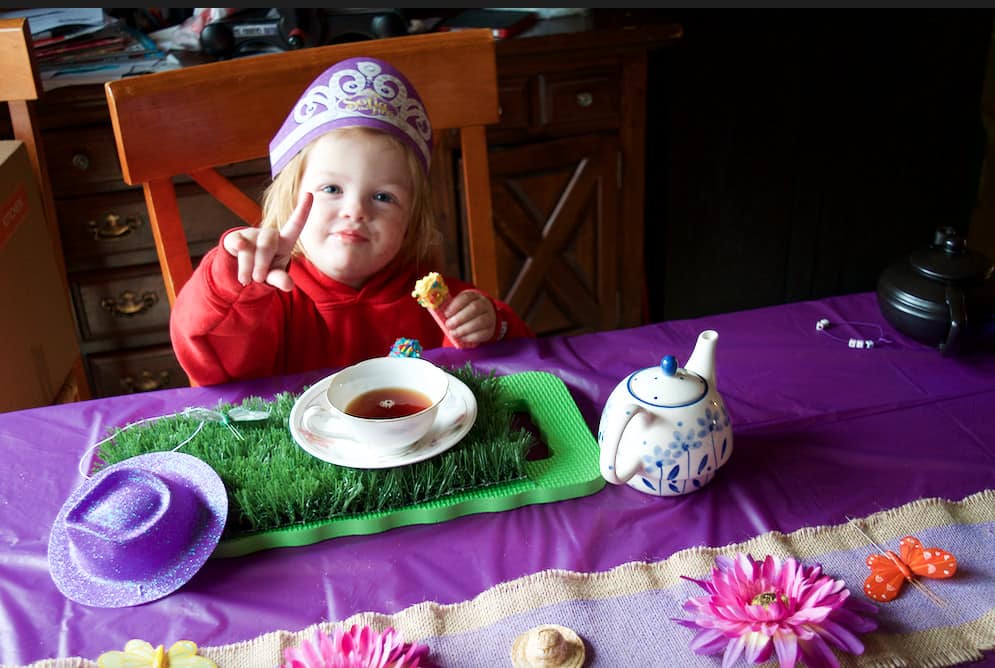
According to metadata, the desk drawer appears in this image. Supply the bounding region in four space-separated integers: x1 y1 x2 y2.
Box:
58 173 271 272
46 123 273 198
46 124 129 196
88 344 188 396
541 69 621 128
489 66 623 143
73 264 170 342
57 190 152 270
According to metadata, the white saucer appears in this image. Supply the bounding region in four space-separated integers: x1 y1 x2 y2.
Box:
289 372 477 469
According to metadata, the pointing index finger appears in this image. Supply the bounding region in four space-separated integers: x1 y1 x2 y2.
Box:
280 191 313 245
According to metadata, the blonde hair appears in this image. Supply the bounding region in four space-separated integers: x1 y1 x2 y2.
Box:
259 127 441 267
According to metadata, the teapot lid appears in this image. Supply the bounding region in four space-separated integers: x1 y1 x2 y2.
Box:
627 355 707 408
908 227 993 282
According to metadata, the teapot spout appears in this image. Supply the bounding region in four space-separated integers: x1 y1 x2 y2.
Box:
685 330 719 387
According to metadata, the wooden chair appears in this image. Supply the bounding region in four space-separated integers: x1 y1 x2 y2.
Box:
105 29 501 307
1 18 91 406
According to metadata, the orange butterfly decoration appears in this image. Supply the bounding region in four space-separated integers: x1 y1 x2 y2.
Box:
863 535 957 603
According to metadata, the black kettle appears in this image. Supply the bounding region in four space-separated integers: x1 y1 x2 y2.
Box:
877 226 995 355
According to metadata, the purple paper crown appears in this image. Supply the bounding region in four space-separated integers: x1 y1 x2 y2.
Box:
269 57 433 177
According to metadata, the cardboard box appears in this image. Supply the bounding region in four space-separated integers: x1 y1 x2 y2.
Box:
0 140 80 412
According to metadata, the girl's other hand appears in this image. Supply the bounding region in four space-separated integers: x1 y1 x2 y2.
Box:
222 192 313 291
444 290 497 346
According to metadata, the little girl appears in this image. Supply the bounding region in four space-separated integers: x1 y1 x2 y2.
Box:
170 56 533 386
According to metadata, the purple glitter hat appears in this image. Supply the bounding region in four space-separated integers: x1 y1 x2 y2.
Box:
47 451 228 608
269 56 433 177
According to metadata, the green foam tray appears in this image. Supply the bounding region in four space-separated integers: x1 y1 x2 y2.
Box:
214 370 604 558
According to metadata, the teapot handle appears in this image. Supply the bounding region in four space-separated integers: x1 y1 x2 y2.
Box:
599 402 643 484
942 285 965 356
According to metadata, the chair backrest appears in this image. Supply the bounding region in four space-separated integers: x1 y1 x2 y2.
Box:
105 29 501 306
0 18 90 405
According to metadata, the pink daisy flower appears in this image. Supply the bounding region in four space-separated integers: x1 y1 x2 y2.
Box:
282 624 430 668
673 553 878 668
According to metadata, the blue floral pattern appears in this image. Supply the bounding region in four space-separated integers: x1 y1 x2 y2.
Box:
659 427 701 494
639 443 679 493
599 389 734 497
696 401 732 469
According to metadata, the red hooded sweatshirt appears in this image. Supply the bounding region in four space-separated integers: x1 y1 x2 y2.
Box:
170 237 533 386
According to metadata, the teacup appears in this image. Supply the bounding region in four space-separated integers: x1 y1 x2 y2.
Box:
302 356 450 456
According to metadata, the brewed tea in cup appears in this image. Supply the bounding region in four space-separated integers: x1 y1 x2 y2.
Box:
344 386 434 419
302 356 450 455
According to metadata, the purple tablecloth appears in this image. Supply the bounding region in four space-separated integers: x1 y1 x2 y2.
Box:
2 292 994 666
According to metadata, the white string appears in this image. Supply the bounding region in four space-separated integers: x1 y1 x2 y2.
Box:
75 406 270 479
816 318 893 349
173 420 208 450
76 413 179 479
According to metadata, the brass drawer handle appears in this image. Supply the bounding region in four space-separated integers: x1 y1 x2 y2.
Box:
88 213 142 240
576 92 593 108
72 153 91 171
120 369 170 393
101 289 159 316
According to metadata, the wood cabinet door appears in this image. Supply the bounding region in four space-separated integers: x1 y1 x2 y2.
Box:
488 133 622 337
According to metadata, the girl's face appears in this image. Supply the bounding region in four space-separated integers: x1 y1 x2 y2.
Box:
297 131 414 289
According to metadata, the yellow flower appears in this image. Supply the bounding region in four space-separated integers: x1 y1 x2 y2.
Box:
97 639 215 668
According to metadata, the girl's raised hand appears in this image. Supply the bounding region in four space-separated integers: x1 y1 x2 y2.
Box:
223 192 313 291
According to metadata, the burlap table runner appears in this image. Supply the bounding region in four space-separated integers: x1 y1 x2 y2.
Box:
16 489 995 668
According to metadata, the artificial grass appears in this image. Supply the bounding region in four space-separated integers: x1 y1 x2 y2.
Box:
97 364 533 540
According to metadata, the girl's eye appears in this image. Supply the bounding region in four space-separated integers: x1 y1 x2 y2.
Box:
320 185 342 195
373 192 397 204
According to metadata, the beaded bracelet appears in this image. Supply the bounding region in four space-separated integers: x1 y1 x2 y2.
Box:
815 318 893 349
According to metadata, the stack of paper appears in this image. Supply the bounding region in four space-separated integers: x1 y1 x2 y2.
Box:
0 7 181 91
0 7 105 37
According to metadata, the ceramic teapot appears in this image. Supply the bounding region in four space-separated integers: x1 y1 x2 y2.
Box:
877 226 995 355
598 330 733 497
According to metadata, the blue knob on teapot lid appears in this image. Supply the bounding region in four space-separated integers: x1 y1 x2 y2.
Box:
661 355 678 376
627 354 705 407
